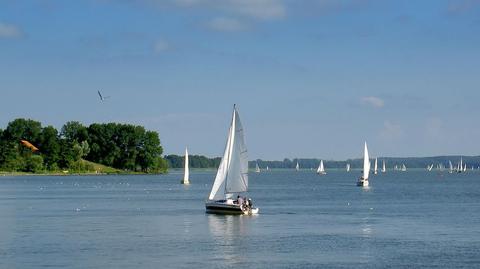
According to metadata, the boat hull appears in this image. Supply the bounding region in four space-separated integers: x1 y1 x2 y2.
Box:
205 200 259 215
357 178 369 187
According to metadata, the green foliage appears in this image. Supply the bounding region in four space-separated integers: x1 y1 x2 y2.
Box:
165 154 221 169
25 155 44 173
0 118 168 173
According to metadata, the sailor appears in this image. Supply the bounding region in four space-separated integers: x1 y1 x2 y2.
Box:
237 195 244 206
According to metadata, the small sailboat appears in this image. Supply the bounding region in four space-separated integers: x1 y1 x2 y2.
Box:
381 160 386 173
205 105 259 215
317 160 327 175
374 158 378 175
357 142 370 187
295 161 300 171
346 163 351 172
181 147 190 185
427 164 433 171
401 164 407 172
458 158 463 173
255 162 261 173
463 163 467 172
266 166 269 171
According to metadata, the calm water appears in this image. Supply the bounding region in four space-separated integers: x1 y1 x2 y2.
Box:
0 170 479 268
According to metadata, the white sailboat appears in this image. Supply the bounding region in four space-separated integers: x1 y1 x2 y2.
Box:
427 164 433 171
463 163 467 172
449 160 453 173
181 147 190 185
317 160 326 175
346 163 351 172
295 161 300 171
401 164 407 172
374 158 378 175
255 162 260 173
381 160 386 173
357 142 370 187
458 158 463 173
266 166 269 171
205 105 259 215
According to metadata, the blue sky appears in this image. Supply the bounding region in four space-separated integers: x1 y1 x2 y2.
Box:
1 0 480 160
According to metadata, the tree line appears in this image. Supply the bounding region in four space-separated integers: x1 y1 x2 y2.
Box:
165 155 480 170
0 119 167 173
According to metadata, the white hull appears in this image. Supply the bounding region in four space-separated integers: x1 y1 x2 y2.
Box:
317 171 327 175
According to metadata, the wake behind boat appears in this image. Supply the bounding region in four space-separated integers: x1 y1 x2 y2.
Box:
205 105 259 215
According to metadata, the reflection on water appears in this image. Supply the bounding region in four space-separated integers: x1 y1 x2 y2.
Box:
207 214 250 266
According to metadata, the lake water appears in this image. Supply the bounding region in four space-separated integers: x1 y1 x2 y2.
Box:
0 170 479 268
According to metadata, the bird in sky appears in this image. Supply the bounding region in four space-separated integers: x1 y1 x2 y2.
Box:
97 90 110 101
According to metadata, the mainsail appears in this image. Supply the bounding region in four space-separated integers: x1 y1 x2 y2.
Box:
208 106 248 201
183 147 190 184
363 142 370 180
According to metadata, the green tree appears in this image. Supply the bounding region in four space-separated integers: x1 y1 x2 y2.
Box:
39 126 60 170
61 121 88 143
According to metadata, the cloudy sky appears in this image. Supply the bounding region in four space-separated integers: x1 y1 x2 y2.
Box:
1 0 479 160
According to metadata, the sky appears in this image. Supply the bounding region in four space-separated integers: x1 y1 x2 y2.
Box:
1 0 480 160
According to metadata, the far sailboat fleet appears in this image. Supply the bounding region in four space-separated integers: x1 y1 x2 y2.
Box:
179 105 477 215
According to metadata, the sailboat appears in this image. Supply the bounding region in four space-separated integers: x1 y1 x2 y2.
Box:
317 160 326 175
346 163 351 172
181 147 190 185
374 158 378 175
357 142 370 187
449 160 453 173
427 164 433 171
255 162 261 173
381 160 386 173
266 166 269 171
458 158 463 173
401 164 407 172
205 105 259 215
295 161 300 171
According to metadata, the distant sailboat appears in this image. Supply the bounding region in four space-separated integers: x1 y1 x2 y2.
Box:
317 160 326 175
255 162 261 173
266 166 269 171
357 142 370 187
181 147 190 185
381 160 386 173
427 164 433 171
295 161 300 171
449 160 453 173
346 163 351 172
205 105 259 215
463 163 467 172
458 158 463 173
374 158 378 175
401 164 407 172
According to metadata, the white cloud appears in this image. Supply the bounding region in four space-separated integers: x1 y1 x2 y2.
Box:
0 22 23 39
361 96 384 108
379 120 403 140
153 39 170 54
206 17 248 32
168 0 286 20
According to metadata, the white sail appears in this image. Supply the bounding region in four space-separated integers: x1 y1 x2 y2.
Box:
182 147 190 184
346 163 350 172
266 166 269 171
208 106 248 201
317 160 326 174
464 163 467 172
382 160 386 172
374 158 378 174
401 164 407 171
363 142 370 180
255 162 260 173
295 161 300 171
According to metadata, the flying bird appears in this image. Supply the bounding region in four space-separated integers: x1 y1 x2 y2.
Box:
97 90 110 101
